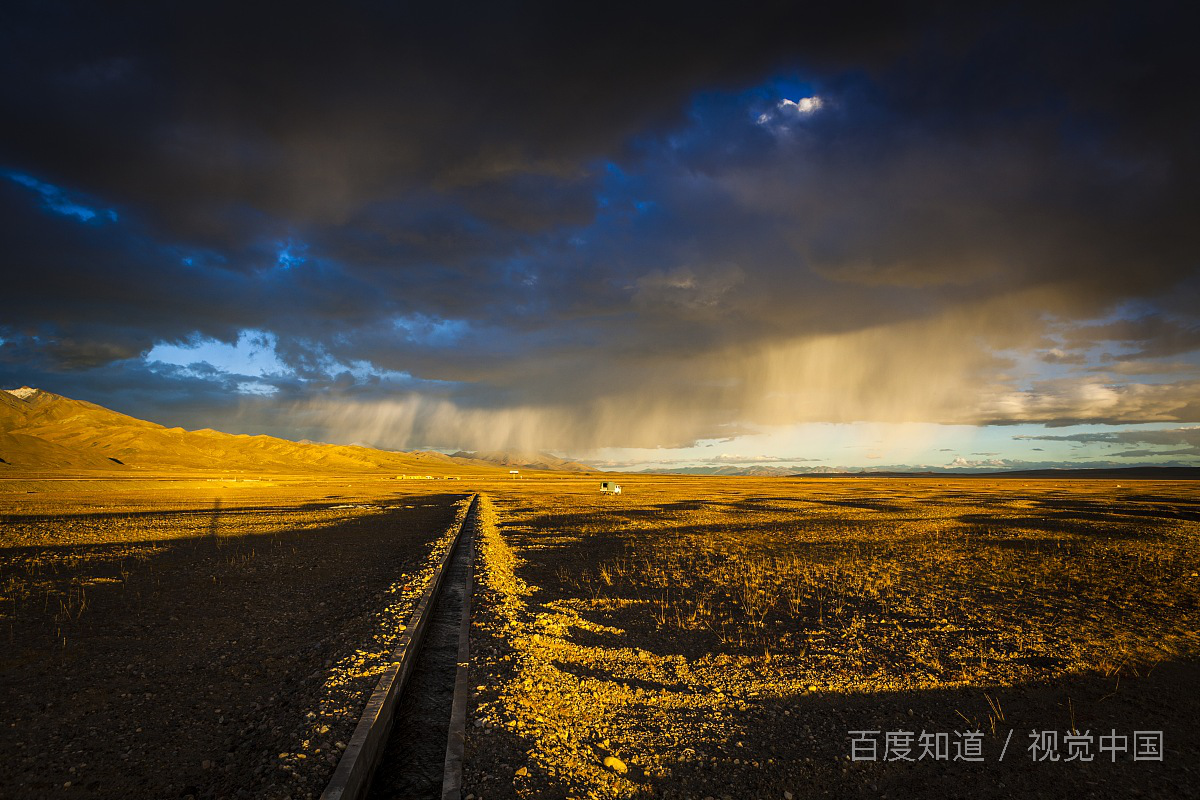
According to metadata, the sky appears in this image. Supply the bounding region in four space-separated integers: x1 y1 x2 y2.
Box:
1 1 1198 472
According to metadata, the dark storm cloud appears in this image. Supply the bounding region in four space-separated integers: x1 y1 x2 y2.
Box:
1017 427 1200 443
1015 427 1200 457
1113 448 1199 458
1 1 935 234
0 177 393 366
2 0 1198 448
1059 316 1200 360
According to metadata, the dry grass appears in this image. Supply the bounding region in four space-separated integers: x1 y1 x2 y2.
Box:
4 473 1197 798
502 479 1200 685
464 476 1200 799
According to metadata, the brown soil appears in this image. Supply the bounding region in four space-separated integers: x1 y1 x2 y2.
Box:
0 478 469 799
463 479 1200 800
4 475 1198 800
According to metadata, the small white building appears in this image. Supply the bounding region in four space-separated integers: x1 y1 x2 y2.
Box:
509 469 520 479
600 481 621 495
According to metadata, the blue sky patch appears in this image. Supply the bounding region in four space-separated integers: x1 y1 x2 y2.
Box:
4 171 118 223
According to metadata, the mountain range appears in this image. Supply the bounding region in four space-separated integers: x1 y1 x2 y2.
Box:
448 450 593 472
637 465 801 477
8 387 1193 480
642 464 1200 479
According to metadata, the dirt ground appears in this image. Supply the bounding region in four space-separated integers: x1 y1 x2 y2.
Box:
3 475 1198 800
462 478 1200 800
0 475 471 799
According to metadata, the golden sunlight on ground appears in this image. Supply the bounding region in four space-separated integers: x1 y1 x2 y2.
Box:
1 475 1197 798
463 478 1200 799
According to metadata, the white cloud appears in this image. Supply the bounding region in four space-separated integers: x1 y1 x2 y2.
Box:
756 96 824 130
980 378 1200 425
948 456 1012 468
778 96 823 114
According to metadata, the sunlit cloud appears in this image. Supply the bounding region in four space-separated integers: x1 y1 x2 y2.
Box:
778 96 823 114
757 95 823 126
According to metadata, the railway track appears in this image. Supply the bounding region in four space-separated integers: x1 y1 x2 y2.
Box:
320 493 478 800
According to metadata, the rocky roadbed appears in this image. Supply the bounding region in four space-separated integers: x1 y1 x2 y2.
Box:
462 483 1200 800
0 488 470 799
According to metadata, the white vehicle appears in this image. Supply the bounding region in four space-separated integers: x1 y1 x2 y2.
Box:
600 481 622 495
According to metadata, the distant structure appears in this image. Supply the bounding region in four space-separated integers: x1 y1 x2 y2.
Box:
509 469 520 479
600 481 622 495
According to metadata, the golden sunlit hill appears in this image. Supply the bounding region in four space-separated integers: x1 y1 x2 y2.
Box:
0 387 589 476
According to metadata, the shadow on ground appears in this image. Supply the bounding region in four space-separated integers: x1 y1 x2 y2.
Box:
0 494 464 799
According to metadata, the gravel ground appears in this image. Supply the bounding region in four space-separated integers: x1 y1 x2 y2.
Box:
463 481 1200 800
0 483 471 799
5 477 1198 799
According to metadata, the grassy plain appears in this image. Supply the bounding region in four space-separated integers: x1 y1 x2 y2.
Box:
465 477 1200 799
